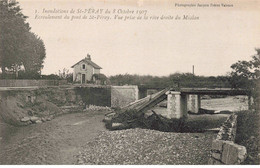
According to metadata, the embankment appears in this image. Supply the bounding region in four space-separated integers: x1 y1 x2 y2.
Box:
208 114 247 165
0 85 138 126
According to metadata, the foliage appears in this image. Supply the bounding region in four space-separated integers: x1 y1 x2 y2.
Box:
92 73 107 80
229 48 259 110
41 74 60 80
92 73 108 85
0 0 46 78
21 32 46 74
236 110 260 164
229 49 260 89
0 0 28 72
58 68 73 82
18 70 41 79
230 48 259 86
109 73 231 89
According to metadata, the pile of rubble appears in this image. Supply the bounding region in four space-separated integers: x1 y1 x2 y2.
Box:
216 114 237 141
84 105 112 111
20 115 54 125
103 88 187 132
104 109 185 132
76 128 213 164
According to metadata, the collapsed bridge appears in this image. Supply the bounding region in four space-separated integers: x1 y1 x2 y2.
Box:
104 87 250 131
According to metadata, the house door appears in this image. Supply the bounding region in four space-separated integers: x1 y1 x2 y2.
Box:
82 74 86 84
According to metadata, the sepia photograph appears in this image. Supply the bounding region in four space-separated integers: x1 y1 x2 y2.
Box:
0 0 259 165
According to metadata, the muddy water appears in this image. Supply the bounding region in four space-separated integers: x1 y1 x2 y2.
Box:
0 111 107 165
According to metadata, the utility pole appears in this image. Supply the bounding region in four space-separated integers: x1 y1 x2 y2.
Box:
192 65 194 75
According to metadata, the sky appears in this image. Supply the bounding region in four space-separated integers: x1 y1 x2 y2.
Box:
17 0 260 77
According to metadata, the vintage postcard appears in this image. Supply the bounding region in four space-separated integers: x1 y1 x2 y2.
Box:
0 0 259 165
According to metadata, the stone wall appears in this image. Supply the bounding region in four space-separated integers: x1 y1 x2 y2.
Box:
208 114 247 165
74 86 111 107
111 86 139 108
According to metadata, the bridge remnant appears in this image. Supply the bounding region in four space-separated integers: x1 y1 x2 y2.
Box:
187 94 201 113
104 87 250 131
166 91 188 119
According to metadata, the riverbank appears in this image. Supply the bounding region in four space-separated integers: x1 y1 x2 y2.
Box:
0 111 107 164
0 96 249 165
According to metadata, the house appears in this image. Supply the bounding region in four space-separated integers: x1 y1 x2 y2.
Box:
71 54 102 84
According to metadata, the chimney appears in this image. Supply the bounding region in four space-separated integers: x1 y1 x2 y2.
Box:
87 54 91 60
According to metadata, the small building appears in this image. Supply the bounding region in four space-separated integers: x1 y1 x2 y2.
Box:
71 54 102 84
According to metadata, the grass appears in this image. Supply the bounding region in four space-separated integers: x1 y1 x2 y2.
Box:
235 110 260 165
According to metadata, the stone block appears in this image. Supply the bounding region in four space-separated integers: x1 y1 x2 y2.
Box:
46 117 52 121
30 116 39 122
212 140 223 151
221 141 247 164
112 122 123 127
237 145 247 163
167 92 182 119
21 117 30 122
35 120 42 124
212 152 221 160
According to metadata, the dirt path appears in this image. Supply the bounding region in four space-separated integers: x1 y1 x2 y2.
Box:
0 111 107 165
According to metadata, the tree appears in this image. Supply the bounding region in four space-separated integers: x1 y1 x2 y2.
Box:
58 68 73 82
229 48 260 111
92 73 107 85
0 0 46 78
21 32 46 74
229 48 260 89
0 0 29 75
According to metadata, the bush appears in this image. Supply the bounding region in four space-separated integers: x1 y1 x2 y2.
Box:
236 110 260 164
108 73 231 89
18 71 41 79
41 74 60 80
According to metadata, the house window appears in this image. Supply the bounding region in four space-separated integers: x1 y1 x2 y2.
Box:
82 64 86 69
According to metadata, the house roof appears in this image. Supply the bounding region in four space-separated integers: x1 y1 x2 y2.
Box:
71 57 102 69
